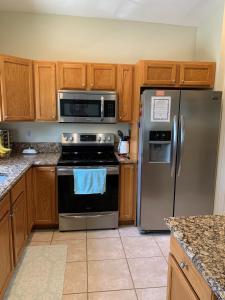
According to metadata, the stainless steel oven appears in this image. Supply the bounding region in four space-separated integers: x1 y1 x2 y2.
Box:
58 90 117 123
57 165 119 231
57 133 119 231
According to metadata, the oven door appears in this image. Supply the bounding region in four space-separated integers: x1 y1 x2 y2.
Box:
57 166 119 214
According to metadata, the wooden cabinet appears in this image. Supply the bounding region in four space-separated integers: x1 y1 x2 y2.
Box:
88 63 116 90
140 60 177 86
26 168 34 235
117 64 133 122
33 167 57 225
167 254 199 300
0 55 34 121
0 193 13 300
57 62 87 90
11 191 27 264
179 62 215 88
57 62 116 90
138 60 216 88
119 164 136 223
11 176 27 265
168 236 217 300
34 61 57 121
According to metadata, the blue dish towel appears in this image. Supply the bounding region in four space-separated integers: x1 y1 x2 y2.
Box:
73 168 107 195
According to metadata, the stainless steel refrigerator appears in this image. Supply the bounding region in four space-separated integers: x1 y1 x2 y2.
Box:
137 89 222 231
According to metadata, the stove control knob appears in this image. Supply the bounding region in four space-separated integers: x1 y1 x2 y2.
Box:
107 136 111 141
98 136 102 142
102 137 106 142
65 136 69 142
69 136 73 142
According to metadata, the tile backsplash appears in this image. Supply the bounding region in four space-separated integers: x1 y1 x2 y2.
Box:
0 122 130 143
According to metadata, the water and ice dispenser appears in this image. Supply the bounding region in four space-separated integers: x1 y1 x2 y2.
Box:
149 131 171 163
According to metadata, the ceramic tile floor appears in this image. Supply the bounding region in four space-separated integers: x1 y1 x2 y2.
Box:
28 226 170 300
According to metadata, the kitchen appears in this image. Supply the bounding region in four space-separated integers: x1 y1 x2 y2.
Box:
0 0 225 299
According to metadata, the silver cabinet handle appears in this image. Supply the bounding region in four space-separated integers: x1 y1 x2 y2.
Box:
178 115 185 176
179 261 187 269
100 96 104 121
171 115 177 177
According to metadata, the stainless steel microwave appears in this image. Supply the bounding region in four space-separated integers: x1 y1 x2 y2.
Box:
58 90 117 123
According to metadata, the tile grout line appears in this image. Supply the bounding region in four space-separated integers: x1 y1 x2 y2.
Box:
86 230 89 298
119 233 139 300
154 238 169 264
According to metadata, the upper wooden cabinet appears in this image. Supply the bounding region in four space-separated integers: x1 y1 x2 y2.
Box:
117 64 134 122
140 61 177 86
34 61 57 121
57 62 116 91
138 60 216 88
179 62 215 88
88 63 116 90
0 55 34 121
33 167 57 226
57 62 87 90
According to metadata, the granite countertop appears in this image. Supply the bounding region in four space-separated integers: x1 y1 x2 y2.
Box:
0 153 60 201
115 153 137 164
166 215 225 300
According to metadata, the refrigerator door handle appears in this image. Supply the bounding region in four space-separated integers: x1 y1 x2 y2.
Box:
178 115 185 176
171 115 177 177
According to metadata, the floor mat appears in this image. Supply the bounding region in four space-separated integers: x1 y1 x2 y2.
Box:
4 245 67 300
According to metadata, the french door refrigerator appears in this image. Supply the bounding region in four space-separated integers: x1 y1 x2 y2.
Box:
137 89 222 231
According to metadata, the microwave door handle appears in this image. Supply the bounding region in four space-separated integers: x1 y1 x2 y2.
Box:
101 96 104 121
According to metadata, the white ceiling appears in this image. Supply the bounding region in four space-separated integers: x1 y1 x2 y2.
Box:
0 0 221 27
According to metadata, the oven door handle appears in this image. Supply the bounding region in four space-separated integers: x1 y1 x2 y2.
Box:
101 96 104 121
57 166 119 176
60 213 115 219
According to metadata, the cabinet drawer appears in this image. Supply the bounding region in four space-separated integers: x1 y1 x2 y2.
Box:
0 193 10 221
170 236 213 300
11 176 26 205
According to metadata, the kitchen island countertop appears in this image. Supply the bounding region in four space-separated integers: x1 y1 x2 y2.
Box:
166 215 225 300
0 153 60 201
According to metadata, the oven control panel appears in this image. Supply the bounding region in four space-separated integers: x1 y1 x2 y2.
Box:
61 133 115 145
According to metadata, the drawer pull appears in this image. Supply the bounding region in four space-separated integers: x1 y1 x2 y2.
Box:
179 261 187 269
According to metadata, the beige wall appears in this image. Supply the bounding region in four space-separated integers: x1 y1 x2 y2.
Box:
195 0 225 214
0 12 196 62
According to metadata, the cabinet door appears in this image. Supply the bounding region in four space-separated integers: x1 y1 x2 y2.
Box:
12 191 27 264
117 65 133 122
167 254 199 300
34 61 57 121
33 167 57 225
57 62 87 89
119 164 136 223
0 55 34 121
142 61 177 86
26 168 34 235
0 195 13 299
179 63 215 88
89 63 116 90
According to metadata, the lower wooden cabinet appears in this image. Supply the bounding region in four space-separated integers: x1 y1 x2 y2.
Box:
119 164 136 223
168 237 217 300
0 194 14 300
11 191 27 264
167 254 199 300
33 167 57 226
26 168 34 235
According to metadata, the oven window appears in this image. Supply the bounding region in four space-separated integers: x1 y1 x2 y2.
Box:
58 174 119 213
60 100 101 117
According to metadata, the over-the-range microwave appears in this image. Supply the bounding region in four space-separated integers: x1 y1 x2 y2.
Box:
58 90 117 123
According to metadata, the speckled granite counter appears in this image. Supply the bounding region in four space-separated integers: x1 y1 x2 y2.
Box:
0 153 60 201
115 153 137 164
166 215 225 300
